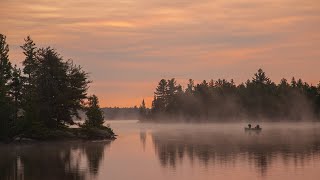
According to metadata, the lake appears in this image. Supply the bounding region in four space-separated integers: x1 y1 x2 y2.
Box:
1 121 320 180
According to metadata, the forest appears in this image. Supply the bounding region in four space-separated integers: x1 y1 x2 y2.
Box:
140 70 320 122
0 34 114 142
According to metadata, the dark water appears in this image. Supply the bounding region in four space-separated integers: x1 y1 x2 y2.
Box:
1 121 320 180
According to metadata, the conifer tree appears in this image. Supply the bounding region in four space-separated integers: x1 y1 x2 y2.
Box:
34 47 90 128
139 99 147 120
152 79 167 114
0 34 13 139
21 36 37 79
85 95 104 127
9 65 23 122
20 36 38 125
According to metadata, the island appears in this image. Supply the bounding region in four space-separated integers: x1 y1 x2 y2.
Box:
0 34 115 143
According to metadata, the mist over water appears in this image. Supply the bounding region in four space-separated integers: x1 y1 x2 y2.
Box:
1 120 320 180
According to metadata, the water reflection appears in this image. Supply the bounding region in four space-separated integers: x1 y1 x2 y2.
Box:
0 141 111 180
140 131 147 151
2 122 320 180
150 126 320 176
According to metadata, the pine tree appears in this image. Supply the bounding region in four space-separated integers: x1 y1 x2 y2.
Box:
21 36 37 79
152 79 167 114
9 65 23 122
20 36 38 125
139 99 147 120
85 95 104 127
165 78 182 114
166 78 178 101
0 34 13 139
186 79 194 94
291 77 297 88
26 47 90 128
252 68 271 85
0 34 12 91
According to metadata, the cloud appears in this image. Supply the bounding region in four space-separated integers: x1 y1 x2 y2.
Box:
1 0 320 106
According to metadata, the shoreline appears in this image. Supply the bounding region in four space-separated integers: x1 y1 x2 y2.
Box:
0 127 117 144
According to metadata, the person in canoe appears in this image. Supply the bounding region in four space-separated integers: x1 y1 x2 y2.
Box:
245 124 262 131
244 124 252 130
254 124 261 130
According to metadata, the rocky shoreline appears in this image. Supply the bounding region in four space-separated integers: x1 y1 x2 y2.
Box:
1 127 116 144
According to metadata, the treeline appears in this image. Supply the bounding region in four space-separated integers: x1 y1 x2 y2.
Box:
0 34 112 142
102 107 139 120
140 69 320 122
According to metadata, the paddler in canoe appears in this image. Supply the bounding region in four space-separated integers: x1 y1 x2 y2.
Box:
245 124 262 131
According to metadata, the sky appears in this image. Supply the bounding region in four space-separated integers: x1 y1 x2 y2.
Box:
1 0 320 107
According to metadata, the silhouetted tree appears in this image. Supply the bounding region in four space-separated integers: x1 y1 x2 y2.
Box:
9 65 23 122
151 78 184 120
0 34 14 139
195 80 210 119
21 36 37 79
186 79 195 94
152 79 167 115
165 78 182 115
147 68 320 122
139 99 147 120
20 36 39 127
252 68 271 85
27 47 90 128
291 77 297 88
85 95 104 127
0 34 114 141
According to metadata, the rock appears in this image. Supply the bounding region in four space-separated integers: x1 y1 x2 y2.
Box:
14 137 22 141
20 138 36 142
80 127 114 140
13 137 36 142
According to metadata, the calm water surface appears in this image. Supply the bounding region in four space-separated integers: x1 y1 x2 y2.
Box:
1 121 320 180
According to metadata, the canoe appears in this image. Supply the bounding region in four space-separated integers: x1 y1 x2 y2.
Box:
244 127 262 131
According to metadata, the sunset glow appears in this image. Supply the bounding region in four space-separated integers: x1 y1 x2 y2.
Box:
1 0 320 107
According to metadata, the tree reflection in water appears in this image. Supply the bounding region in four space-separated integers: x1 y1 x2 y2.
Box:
150 127 320 176
0 141 111 180
140 131 147 151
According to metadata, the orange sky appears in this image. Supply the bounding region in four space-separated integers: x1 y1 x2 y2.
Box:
1 0 320 107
